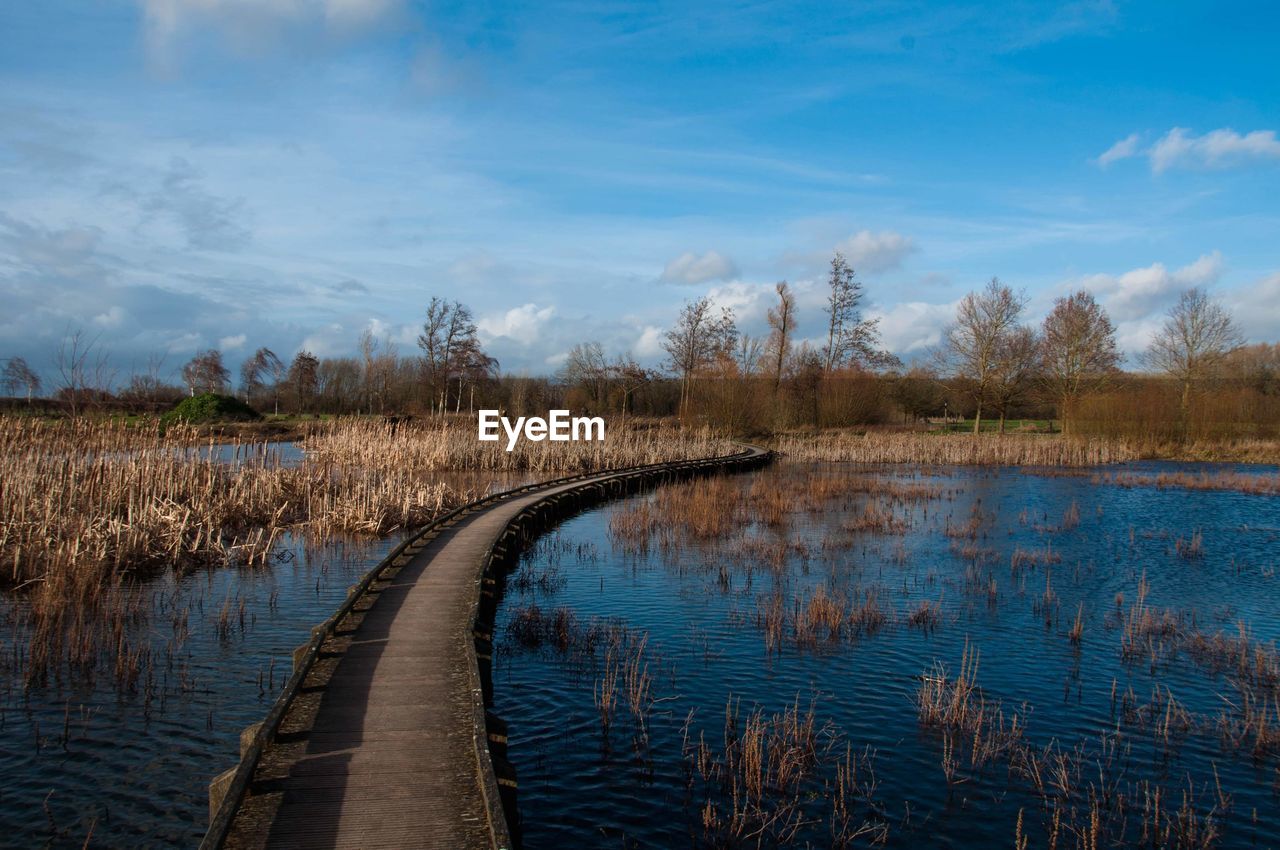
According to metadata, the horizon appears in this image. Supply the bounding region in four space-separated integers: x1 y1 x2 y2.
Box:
3 1 1279 387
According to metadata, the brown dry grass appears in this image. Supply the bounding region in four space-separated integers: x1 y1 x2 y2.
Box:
303 416 730 472
2 416 726 685
1100 470 1280 496
772 431 1138 466
686 695 849 847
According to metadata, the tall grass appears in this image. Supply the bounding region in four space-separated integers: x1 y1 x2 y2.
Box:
772 431 1137 466
1099 469 1280 496
303 416 730 472
2 416 727 686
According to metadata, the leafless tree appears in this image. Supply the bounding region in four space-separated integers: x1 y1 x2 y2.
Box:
821 252 887 372
662 297 737 416
54 327 113 416
735 334 763 376
288 350 320 412
357 329 380 414
121 353 181 405
1039 290 1120 432
610 353 650 417
418 297 481 415
989 326 1041 432
452 338 498 414
1144 287 1243 419
560 341 609 410
1223 342 1280 396
789 343 825 426
240 347 283 408
2 357 41 402
182 349 231 396
940 278 1027 434
765 281 797 394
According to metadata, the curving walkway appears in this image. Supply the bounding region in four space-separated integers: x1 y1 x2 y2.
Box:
205 445 770 850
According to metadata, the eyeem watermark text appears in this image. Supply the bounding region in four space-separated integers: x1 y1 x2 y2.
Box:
478 409 605 451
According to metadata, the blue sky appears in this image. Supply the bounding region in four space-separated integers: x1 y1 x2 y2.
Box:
2 1 1278 382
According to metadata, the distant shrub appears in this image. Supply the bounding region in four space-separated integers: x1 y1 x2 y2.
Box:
161 392 261 426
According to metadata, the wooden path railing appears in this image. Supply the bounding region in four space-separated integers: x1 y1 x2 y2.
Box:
201 444 772 850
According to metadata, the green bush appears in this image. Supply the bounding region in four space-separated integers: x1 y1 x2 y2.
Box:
161 392 261 426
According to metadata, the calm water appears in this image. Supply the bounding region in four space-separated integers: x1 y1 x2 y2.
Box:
493 461 1280 849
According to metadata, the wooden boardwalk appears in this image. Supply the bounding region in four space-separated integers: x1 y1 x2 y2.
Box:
205 446 769 850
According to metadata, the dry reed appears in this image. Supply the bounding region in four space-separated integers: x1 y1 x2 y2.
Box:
1098 470 1280 496
772 432 1137 466
5 416 719 686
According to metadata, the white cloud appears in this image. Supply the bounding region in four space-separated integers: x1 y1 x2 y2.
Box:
1077 251 1223 322
833 229 916 274
660 250 738 285
140 0 403 63
869 300 958 355
299 322 350 358
1150 127 1280 173
1095 133 1140 167
634 325 664 358
92 306 128 328
477 303 555 345
1224 271 1280 343
1101 127 1280 174
219 333 247 350
705 281 771 324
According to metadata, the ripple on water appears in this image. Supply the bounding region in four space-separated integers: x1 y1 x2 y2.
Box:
494 461 1280 849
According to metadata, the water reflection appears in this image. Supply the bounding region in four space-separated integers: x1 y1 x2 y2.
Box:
494 461 1280 849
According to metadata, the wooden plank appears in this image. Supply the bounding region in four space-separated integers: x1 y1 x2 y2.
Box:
221 447 769 850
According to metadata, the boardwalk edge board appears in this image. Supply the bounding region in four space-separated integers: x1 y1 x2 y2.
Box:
200 444 772 850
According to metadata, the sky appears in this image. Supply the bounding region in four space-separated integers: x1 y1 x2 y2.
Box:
2 0 1279 384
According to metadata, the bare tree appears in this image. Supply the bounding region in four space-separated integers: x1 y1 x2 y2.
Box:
560 341 609 410
452 338 498 414
989 326 1041 433
373 336 398 414
941 278 1027 434
821 252 887 372
54 327 113 416
1223 342 1280 396
2 357 41 402
418 297 451 412
1144 287 1243 420
662 297 737 416
288 351 320 413
610 353 650 417
240 347 283 408
765 281 797 394
121 353 181 405
418 298 481 415
357 329 379 414
735 335 764 376
182 349 231 396
1039 290 1120 432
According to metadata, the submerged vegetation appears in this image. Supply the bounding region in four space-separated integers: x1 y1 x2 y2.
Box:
495 459 1280 849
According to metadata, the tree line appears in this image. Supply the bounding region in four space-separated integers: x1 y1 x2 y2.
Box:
3 253 1277 441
